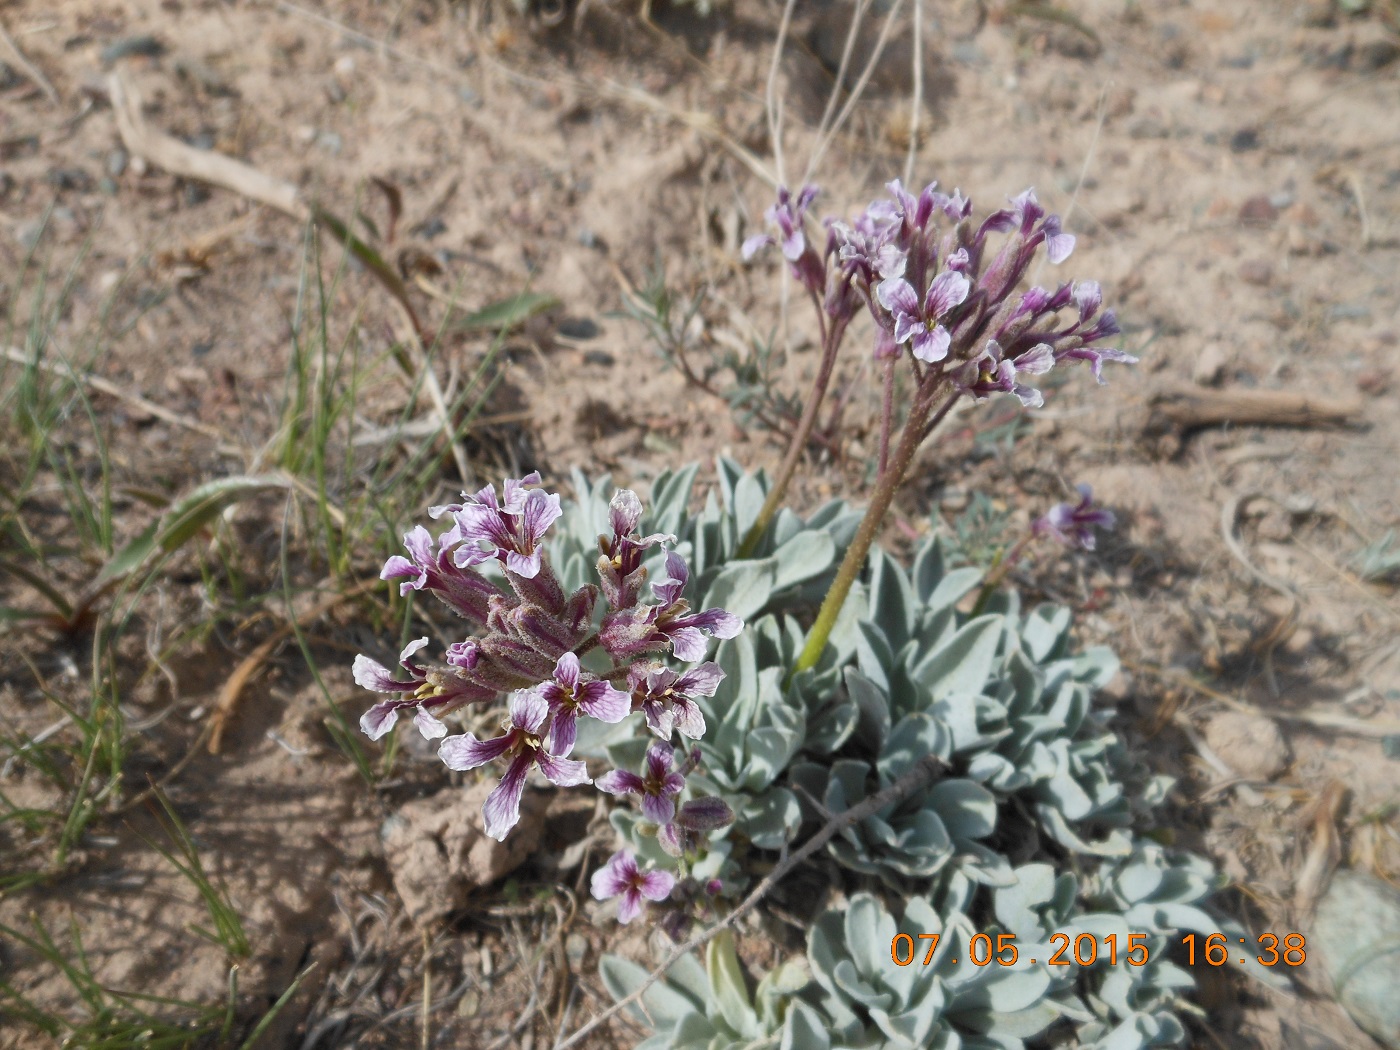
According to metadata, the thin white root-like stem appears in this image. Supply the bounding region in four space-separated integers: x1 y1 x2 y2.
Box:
805 0 870 186
553 755 942 1050
903 0 923 185
806 0 906 179
0 24 59 106
764 0 799 188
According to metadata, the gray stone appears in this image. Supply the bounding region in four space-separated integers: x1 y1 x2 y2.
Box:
1314 869 1400 1048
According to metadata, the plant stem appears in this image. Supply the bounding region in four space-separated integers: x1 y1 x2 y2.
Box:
737 316 848 558
968 533 1032 618
791 384 958 677
877 357 896 477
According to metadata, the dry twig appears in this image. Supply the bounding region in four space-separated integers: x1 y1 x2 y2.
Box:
207 578 379 754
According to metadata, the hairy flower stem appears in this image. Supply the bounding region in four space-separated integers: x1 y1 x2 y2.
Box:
737 316 849 559
791 385 959 679
877 357 896 478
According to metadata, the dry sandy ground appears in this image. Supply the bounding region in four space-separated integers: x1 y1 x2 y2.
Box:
1 0 1398 1045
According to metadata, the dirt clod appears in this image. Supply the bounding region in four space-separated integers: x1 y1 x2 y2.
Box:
1202 711 1290 780
381 782 549 927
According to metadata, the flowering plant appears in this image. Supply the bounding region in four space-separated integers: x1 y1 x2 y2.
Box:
358 171 1143 951
355 472 742 925
741 177 1134 674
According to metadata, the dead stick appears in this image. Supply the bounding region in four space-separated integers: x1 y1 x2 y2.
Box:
1148 386 1363 432
3 344 241 454
207 578 379 754
553 755 942 1050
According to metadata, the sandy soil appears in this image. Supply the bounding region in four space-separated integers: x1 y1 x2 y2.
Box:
1 0 1398 1045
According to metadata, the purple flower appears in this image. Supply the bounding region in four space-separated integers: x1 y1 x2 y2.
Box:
596 742 688 824
829 212 905 284
438 690 590 841
380 525 499 624
437 473 562 581
597 489 674 611
954 340 1053 408
535 652 630 754
629 662 723 740
742 184 825 296
887 178 969 234
600 553 743 663
590 850 675 924
1032 484 1116 551
742 184 819 263
876 269 971 363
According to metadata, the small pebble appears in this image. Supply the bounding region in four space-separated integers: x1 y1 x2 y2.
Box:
582 349 615 367
1229 127 1260 152
1238 260 1273 286
333 55 355 78
1356 368 1390 396
106 149 128 177
557 317 599 340
1238 195 1278 226
1192 343 1230 386
100 34 165 66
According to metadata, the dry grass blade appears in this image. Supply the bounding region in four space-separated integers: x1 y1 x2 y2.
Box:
0 24 59 106
1293 780 1346 924
3 344 241 455
208 577 379 754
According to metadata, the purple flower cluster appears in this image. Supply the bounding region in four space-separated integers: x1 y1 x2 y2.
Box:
744 179 1136 409
355 475 741 925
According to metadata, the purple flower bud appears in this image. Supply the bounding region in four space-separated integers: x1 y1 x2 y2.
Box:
380 526 500 625
600 553 742 663
597 489 673 610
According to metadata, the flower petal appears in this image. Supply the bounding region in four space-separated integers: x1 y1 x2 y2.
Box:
553 652 581 690
536 752 591 787
546 708 578 755
876 277 919 318
509 689 551 735
923 270 970 318
590 852 635 899
675 662 725 697
637 869 676 902
360 700 404 740
616 888 644 924
641 792 677 825
911 325 951 364
595 770 645 796
577 680 631 723
353 654 413 693
668 626 708 662
439 732 515 770
481 754 533 841
414 708 448 740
